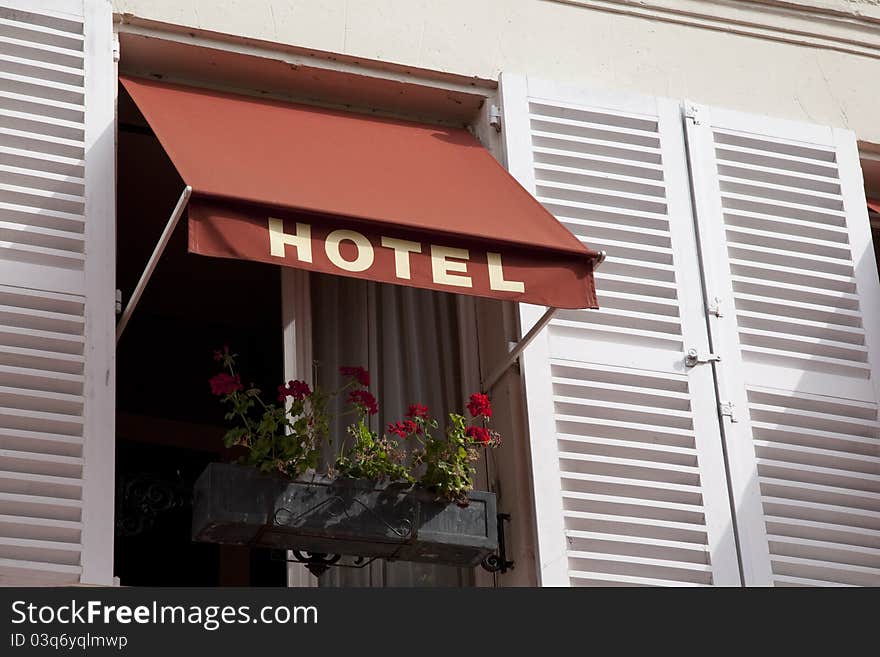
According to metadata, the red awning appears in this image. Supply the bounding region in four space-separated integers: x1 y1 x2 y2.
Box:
120 76 600 309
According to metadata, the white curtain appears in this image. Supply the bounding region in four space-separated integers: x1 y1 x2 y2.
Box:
310 273 472 587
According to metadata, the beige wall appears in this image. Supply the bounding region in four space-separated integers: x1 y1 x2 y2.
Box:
115 0 880 142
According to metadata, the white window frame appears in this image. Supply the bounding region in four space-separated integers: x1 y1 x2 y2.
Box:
80 0 117 586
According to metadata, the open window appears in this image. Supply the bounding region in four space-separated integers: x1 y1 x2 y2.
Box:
113 75 601 587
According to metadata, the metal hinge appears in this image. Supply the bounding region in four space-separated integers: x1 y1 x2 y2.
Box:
707 296 723 317
112 36 120 63
115 289 122 315
685 348 721 367
684 101 704 126
488 104 502 133
719 401 738 422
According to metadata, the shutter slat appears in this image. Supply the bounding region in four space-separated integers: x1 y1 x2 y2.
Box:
0 33 83 69
555 413 695 440
562 490 706 524
723 208 848 242
531 130 662 164
533 145 664 179
729 257 855 292
754 440 880 474
539 196 671 229
714 143 837 177
0 490 81 521
564 510 708 542
712 129 835 160
567 529 709 557
736 310 864 343
762 496 880 530
0 469 82 499
0 556 80 585
537 180 668 215
0 513 80 543
765 515 880 546
725 224 851 258
0 21 82 54
570 570 708 586
738 327 868 363
773 574 856 587
721 191 845 225
769 554 880 586
719 175 843 209
529 113 661 147
534 161 667 195
715 159 841 192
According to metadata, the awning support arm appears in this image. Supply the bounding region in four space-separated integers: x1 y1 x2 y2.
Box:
481 306 559 393
479 249 605 393
116 185 193 342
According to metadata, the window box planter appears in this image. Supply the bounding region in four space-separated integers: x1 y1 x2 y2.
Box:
192 462 497 571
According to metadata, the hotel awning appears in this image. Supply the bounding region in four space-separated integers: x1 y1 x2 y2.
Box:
120 76 600 313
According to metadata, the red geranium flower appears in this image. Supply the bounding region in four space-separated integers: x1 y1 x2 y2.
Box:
388 419 422 439
406 403 429 420
348 389 378 415
467 393 492 418
212 344 230 362
340 365 370 387
277 379 311 402
209 372 242 396
466 426 491 444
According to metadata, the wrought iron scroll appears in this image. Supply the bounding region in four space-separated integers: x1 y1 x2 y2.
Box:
480 513 515 574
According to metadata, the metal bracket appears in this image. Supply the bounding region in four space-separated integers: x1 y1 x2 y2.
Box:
488 104 502 133
685 348 721 367
482 307 558 392
707 296 723 317
273 550 381 578
685 101 704 126
115 289 122 315
112 36 120 63
480 513 514 574
720 401 738 422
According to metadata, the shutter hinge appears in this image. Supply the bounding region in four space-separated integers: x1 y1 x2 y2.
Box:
115 289 122 315
684 102 704 126
112 36 120 63
719 401 738 422
488 104 502 133
708 296 723 317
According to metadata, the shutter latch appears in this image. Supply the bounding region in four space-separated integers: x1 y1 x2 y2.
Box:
707 296 723 317
719 401 738 422
685 348 721 367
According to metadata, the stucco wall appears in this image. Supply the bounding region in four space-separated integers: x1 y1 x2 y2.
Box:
114 0 880 143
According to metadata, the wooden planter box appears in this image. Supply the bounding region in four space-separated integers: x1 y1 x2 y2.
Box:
192 462 497 569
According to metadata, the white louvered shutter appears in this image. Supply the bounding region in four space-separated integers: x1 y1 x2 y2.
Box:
500 75 740 587
686 105 880 586
0 0 115 585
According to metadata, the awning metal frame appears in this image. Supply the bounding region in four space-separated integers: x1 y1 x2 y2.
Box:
116 186 606 390
116 185 192 342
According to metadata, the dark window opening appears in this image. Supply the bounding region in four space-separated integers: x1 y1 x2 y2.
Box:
114 84 285 586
